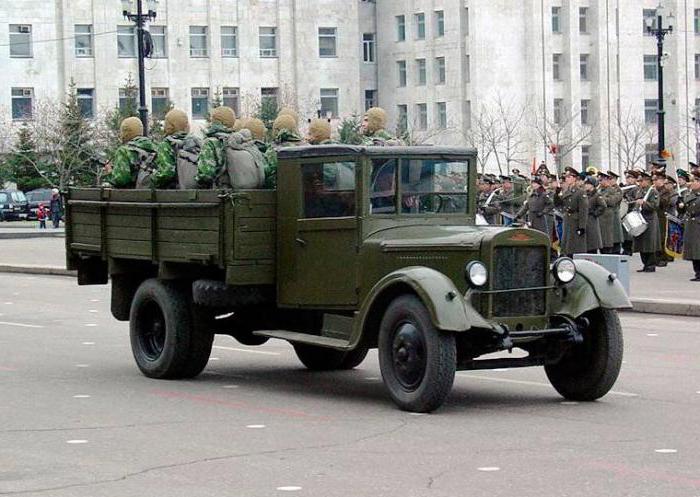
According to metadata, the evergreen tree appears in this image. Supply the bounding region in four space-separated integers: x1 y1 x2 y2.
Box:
104 74 139 158
5 124 50 191
206 87 223 123
339 115 363 145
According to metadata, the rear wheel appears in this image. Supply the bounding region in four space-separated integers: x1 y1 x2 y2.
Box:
293 343 369 371
130 279 213 379
545 308 623 401
378 295 456 413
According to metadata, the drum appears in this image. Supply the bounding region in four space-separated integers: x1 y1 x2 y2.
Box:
476 213 489 226
622 210 648 237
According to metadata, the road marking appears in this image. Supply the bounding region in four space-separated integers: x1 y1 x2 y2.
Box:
277 487 302 492
458 374 639 397
655 449 678 454
409 412 426 416
66 440 88 444
85 324 97 327
73 395 91 399
90 299 100 302
0 366 17 372
493 368 510 372
560 401 579 405
222 385 238 389
647 333 659 337
246 424 266 429
209 357 220 361
477 467 501 472
88 310 98 313
4 302 13 305
213 345 281 356
0 321 44 329
364 377 380 381
75 364 90 368
82 341 95 345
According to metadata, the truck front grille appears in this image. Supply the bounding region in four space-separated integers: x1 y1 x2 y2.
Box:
491 246 547 317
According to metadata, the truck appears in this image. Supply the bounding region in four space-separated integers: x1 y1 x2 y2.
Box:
65 145 631 412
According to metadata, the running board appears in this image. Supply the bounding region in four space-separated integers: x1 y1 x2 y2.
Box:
253 330 351 350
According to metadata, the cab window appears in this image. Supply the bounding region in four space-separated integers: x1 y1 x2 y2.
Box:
400 159 469 214
370 159 397 214
302 162 356 218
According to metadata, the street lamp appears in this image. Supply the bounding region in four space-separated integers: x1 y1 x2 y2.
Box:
645 3 673 163
122 0 157 135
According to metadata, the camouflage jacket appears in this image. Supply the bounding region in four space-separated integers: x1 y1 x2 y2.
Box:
264 130 304 188
195 124 232 188
152 132 188 189
109 137 158 188
362 129 403 146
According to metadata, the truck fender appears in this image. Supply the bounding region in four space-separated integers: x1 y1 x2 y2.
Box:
549 259 632 318
353 267 491 348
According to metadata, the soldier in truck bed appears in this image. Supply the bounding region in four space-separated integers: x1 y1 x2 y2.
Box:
195 106 236 188
108 117 158 189
151 109 191 189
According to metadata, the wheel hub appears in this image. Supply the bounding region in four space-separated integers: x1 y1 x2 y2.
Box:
139 301 166 361
392 323 427 390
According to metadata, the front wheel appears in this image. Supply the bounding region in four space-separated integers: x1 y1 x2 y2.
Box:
545 309 623 401
293 343 367 371
378 295 456 413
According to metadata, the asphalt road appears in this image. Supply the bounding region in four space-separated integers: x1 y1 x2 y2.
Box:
1 273 699 497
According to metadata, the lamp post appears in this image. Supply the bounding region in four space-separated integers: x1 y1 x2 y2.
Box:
121 0 157 135
645 4 673 162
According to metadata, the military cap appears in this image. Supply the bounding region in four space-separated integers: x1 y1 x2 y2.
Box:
691 171 700 181
688 161 698 169
606 171 620 179
597 171 611 179
531 176 544 185
665 176 677 185
584 176 598 187
638 170 652 179
650 157 666 167
499 175 512 182
512 168 521 175
677 169 690 179
549 173 558 180
563 166 578 176
482 177 494 185
624 170 639 178
578 172 588 180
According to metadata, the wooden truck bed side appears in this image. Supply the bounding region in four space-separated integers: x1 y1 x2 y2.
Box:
65 188 276 286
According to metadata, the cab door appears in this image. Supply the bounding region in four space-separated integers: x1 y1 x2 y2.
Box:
277 159 360 308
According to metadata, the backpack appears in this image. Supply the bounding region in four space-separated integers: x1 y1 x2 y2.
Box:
218 130 266 190
129 142 158 189
176 134 202 189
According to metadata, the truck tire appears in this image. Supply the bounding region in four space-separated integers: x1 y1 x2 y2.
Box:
378 294 456 413
339 344 369 369
293 344 348 371
130 279 212 379
545 308 623 401
192 280 271 308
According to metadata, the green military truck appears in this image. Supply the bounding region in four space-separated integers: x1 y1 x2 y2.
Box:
66 145 631 412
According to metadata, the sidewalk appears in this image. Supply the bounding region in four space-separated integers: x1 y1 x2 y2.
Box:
0 238 697 316
0 221 65 239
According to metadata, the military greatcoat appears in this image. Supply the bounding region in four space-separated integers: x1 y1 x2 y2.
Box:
622 185 639 242
633 187 661 253
586 189 606 252
599 185 623 248
682 191 700 260
515 189 553 234
555 186 588 255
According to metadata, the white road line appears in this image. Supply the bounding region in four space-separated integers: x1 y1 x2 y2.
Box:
276 487 302 492
458 373 639 397
477 467 501 472
213 345 281 356
0 321 44 329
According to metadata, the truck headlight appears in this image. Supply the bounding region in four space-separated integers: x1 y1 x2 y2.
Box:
465 261 488 288
553 257 576 284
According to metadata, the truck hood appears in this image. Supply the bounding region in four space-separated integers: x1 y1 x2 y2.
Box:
367 224 516 252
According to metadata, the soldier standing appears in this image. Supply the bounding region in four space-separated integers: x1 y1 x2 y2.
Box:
633 171 661 272
554 167 588 257
678 171 700 281
361 107 403 146
621 170 640 255
195 106 236 188
584 176 606 254
108 117 158 188
265 114 305 188
151 109 191 189
306 118 335 145
515 177 553 234
598 172 623 254
653 173 674 266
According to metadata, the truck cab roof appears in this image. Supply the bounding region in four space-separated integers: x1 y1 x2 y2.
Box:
277 145 477 161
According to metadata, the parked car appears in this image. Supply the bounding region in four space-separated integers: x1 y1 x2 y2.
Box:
0 190 30 221
25 188 54 220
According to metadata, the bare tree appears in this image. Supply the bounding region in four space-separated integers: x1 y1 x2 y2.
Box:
610 105 657 173
532 104 594 174
462 104 502 174
493 95 529 174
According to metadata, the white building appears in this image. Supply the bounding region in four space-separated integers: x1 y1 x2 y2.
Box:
2 0 700 173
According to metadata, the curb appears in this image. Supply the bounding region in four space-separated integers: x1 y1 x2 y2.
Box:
628 298 700 318
0 232 65 240
0 265 75 277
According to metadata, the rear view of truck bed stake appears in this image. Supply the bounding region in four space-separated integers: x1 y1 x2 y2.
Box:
66 145 631 412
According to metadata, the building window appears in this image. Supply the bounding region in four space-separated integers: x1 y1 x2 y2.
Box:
579 7 589 34
74 24 93 57
397 104 408 134
643 9 657 35
396 15 406 41
320 88 339 118
465 54 471 82
362 33 375 63
189 26 208 57
464 7 470 36
581 145 591 169
644 99 658 124
77 88 94 119
221 26 238 57
151 88 169 118
397 60 407 87
580 54 590 81
553 53 562 81
644 55 658 80
553 98 563 125
222 87 240 116
11 88 33 120
435 10 445 37
364 90 377 110
552 7 561 34
259 27 277 57
436 102 447 129
319 27 337 57
117 25 136 57
695 54 700 80
416 58 426 86
261 87 278 110
9 24 32 58
436 57 446 84
465 100 472 129
416 103 428 130
150 25 167 58
695 9 700 34
191 88 209 118
580 99 590 126
119 88 136 112
415 13 426 40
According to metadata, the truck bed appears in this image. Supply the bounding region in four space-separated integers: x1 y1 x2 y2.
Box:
65 188 276 285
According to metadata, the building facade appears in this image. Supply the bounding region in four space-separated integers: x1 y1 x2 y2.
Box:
2 0 700 173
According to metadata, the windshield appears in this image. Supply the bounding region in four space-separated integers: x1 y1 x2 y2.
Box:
26 190 50 202
11 191 27 202
370 158 469 215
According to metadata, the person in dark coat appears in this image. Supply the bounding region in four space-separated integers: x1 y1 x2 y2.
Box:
599 171 624 254
515 177 553 234
49 188 62 229
633 171 661 272
679 172 700 281
653 173 674 266
621 170 640 255
554 167 588 257
584 175 605 254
